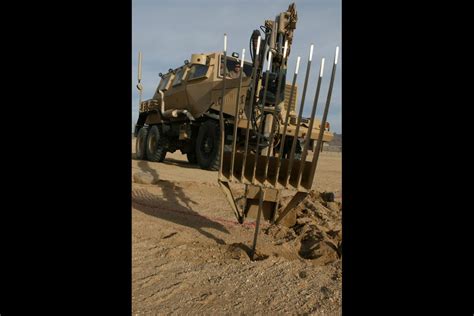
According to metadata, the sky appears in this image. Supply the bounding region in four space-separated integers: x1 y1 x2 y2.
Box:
132 0 341 133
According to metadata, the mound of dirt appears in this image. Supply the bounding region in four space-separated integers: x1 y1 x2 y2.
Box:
265 190 342 265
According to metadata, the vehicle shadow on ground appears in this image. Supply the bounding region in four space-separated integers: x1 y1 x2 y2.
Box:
133 161 229 245
162 158 202 170
131 155 203 170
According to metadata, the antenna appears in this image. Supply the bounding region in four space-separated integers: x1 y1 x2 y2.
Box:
137 51 143 108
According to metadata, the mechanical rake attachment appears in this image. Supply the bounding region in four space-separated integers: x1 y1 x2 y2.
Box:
218 34 339 259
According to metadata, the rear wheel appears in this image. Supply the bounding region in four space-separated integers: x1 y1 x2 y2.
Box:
135 127 148 160
295 138 302 160
195 120 220 170
146 125 167 162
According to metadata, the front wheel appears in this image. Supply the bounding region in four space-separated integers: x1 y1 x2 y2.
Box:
186 133 198 164
135 127 148 160
195 120 220 170
146 125 167 162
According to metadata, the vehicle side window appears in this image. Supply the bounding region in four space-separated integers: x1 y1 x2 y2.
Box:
219 56 250 78
219 57 239 76
157 74 172 91
172 68 185 86
187 64 209 81
243 62 252 77
244 62 252 77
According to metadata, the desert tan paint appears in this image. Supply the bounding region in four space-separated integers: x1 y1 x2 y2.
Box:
141 51 333 142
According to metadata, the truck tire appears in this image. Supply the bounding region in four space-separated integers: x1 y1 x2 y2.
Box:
135 127 148 160
196 120 220 170
295 139 302 160
282 136 302 160
146 125 167 162
187 152 197 164
186 133 198 164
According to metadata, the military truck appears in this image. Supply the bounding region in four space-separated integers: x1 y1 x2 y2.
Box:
134 3 333 171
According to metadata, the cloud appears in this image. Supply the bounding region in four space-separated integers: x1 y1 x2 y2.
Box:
132 0 341 133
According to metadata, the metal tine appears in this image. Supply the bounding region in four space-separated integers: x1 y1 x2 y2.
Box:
273 56 300 187
263 40 288 184
251 49 272 185
242 184 249 223
218 33 228 179
250 186 265 260
241 36 262 182
284 44 314 188
307 46 339 188
271 189 281 224
296 57 325 188
230 48 246 181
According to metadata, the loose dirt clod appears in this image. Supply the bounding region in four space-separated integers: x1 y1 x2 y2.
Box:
133 171 159 184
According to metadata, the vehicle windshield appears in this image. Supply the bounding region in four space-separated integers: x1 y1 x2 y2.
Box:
172 67 185 86
187 64 209 81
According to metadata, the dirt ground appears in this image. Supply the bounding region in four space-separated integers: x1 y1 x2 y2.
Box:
132 138 342 315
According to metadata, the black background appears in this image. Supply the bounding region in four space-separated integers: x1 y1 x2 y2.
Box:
0 0 471 314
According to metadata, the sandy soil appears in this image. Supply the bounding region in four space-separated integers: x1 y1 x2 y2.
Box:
132 138 342 315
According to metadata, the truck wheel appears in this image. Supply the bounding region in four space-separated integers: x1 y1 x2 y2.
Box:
282 136 302 160
135 127 148 160
186 133 198 164
196 120 220 170
146 125 167 162
295 138 302 160
187 152 197 164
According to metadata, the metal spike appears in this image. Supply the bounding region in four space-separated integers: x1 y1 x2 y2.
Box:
218 180 242 222
275 191 307 225
271 189 282 223
262 40 289 183
250 187 265 260
284 44 314 188
230 48 246 181
273 56 300 187
218 34 227 179
251 50 272 184
296 57 325 188
307 47 339 189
